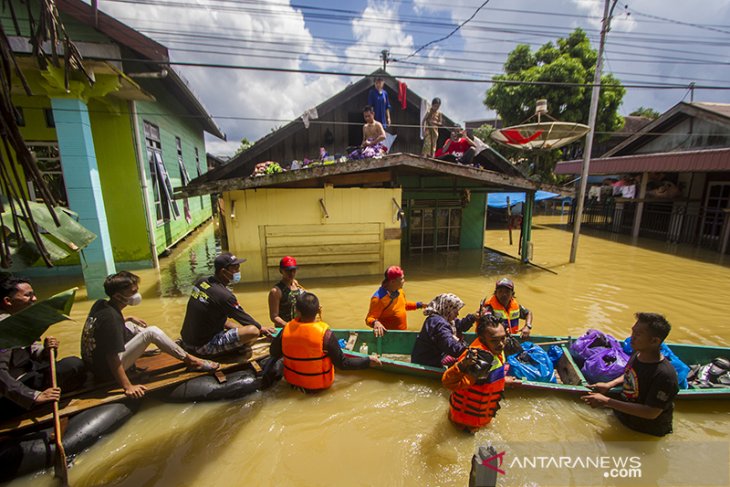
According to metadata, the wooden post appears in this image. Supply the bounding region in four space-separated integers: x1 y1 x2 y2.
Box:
506 196 512 245
520 192 535 263
632 172 649 238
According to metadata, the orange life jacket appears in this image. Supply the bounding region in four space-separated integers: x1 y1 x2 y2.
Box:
448 338 506 429
481 295 521 333
282 319 335 390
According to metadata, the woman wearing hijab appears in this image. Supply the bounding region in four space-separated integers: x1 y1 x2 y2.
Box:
411 293 477 368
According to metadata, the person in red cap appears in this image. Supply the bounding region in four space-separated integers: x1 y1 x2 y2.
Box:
479 277 534 339
365 266 424 337
268 256 305 328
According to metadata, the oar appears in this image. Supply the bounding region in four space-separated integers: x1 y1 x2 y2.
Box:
49 347 69 486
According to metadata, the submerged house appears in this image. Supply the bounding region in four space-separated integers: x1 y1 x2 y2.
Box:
556 102 730 255
180 72 566 282
4 0 225 295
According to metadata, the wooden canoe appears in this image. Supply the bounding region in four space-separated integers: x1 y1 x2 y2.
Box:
0 337 271 435
331 329 730 399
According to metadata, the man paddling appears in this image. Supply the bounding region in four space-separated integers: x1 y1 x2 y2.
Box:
266 292 381 392
479 277 533 339
181 253 274 356
0 277 84 418
582 313 679 436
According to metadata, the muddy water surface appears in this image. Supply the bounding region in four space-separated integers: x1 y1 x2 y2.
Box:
8 216 730 487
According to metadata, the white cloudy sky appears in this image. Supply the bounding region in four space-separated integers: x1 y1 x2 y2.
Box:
97 0 730 156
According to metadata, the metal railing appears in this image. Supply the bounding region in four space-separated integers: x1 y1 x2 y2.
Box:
569 198 730 253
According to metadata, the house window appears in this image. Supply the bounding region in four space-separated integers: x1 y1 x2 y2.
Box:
194 147 204 206
144 121 175 224
408 199 462 252
44 109 55 128
176 137 191 222
26 142 67 206
701 182 730 240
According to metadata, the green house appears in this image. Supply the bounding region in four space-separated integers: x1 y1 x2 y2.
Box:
3 0 225 297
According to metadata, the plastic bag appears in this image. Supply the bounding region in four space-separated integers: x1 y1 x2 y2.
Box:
622 337 690 389
581 348 629 384
570 329 623 365
547 345 564 367
507 342 556 383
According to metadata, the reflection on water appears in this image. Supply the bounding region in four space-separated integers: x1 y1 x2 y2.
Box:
8 216 730 487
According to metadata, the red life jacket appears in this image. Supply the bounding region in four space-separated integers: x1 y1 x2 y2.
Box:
282 319 335 390
481 295 521 333
448 338 506 429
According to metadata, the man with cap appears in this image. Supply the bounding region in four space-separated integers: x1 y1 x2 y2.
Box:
180 253 274 356
479 277 534 339
268 256 305 328
366 266 424 337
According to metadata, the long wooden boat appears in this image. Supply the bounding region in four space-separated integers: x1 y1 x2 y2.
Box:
331 329 730 399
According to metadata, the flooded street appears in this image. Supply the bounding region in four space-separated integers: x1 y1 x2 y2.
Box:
9 215 730 487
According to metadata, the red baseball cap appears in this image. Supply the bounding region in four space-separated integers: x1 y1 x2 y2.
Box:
279 256 297 269
384 266 404 280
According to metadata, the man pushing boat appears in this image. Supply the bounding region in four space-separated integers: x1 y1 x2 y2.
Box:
581 312 679 436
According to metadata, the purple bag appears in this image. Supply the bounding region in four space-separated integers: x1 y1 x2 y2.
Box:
581 348 629 384
570 329 623 365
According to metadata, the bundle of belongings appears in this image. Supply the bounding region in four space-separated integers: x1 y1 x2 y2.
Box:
687 357 730 388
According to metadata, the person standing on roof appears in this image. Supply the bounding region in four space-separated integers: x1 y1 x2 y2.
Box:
479 277 534 339
366 266 424 337
268 256 304 328
367 75 391 130
421 97 442 157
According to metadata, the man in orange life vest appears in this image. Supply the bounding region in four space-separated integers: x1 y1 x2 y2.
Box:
442 315 517 432
266 292 381 392
480 277 533 339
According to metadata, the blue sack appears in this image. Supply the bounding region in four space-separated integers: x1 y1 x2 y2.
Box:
547 345 564 367
507 341 556 383
623 337 690 389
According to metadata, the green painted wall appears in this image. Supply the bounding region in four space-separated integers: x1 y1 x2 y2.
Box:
88 98 152 264
133 83 212 255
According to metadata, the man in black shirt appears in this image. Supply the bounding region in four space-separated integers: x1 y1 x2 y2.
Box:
181 253 274 356
582 312 679 436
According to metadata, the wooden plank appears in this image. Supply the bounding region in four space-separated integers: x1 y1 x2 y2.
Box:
266 243 382 256
556 347 585 386
266 234 380 248
265 223 380 237
268 253 381 266
0 340 271 434
383 228 401 240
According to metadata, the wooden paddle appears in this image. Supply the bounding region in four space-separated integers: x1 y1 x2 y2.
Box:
48 347 69 487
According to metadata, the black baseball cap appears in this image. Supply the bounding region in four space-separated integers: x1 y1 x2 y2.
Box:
214 252 246 270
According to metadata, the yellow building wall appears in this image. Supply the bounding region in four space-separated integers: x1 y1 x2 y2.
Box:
223 186 402 282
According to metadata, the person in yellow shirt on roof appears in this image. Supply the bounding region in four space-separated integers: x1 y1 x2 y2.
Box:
365 266 424 337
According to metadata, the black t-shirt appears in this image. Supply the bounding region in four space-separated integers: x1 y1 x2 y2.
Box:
80 300 131 380
614 353 679 436
180 276 261 347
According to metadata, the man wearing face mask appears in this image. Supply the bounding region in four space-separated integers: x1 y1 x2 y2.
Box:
81 271 217 398
180 253 273 357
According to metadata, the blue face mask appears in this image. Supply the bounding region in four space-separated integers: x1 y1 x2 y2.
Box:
231 272 241 284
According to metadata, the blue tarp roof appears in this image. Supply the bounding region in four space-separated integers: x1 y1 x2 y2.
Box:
487 191 562 208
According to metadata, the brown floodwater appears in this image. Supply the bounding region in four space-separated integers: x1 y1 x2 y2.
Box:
7 215 730 487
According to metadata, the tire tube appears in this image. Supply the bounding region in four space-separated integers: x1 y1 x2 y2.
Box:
0 401 138 482
163 369 262 402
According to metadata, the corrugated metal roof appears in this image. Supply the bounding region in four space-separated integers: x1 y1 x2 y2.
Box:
692 102 730 120
555 147 730 175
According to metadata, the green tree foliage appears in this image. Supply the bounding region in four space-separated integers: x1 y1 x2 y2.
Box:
629 106 660 119
234 138 253 155
484 29 626 182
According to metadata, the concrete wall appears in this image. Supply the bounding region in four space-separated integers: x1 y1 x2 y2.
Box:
222 187 402 282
